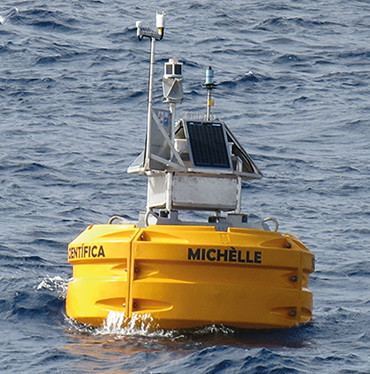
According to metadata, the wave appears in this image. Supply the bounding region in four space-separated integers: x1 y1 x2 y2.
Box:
254 16 343 32
218 71 273 89
10 290 65 321
12 8 79 33
37 275 69 298
0 253 46 265
0 7 19 25
273 53 305 65
145 344 313 373
0 276 68 326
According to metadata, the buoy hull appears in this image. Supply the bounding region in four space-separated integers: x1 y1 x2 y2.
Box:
66 224 314 330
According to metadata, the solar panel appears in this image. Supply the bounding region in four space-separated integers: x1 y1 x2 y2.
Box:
186 121 231 169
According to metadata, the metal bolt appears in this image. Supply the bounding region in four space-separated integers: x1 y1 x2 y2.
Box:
290 310 297 317
291 276 298 282
286 242 292 248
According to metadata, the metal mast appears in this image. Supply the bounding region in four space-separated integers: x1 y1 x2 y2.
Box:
202 66 217 121
136 12 166 170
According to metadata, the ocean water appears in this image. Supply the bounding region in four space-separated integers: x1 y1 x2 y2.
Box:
0 0 369 373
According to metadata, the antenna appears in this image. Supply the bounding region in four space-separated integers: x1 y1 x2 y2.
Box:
202 66 217 121
136 12 166 170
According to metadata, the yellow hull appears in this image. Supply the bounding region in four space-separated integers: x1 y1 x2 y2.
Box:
66 224 314 330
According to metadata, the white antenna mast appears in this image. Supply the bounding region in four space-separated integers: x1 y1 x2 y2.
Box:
136 12 166 170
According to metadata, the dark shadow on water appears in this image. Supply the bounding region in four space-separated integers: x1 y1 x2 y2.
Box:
180 323 315 349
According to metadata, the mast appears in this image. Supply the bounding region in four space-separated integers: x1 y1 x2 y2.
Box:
202 66 217 121
136 12 166 170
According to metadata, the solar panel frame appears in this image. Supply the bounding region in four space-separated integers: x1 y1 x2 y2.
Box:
185 121 232 170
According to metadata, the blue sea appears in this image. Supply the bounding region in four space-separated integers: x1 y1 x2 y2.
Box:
1 0 369 373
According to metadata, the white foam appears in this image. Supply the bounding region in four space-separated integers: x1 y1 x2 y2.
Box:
95 311 174 338
0 7 19 25
36 275 69 299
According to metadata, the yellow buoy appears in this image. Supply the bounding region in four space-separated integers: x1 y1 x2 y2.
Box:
66 13 314 330
67 224 313 329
